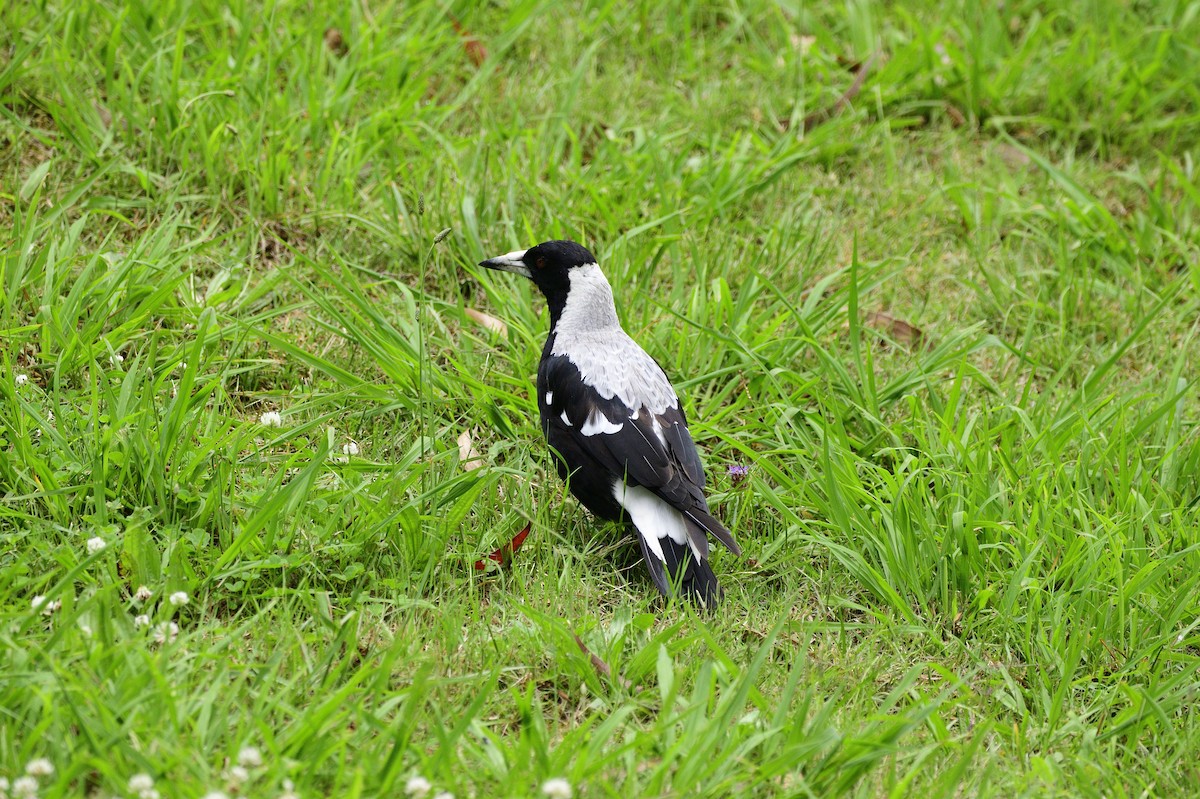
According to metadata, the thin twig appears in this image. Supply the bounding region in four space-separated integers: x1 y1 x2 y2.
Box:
573 633 633 690
801 53 878 133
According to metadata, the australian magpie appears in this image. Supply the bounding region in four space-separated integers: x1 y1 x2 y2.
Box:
479 239 741 605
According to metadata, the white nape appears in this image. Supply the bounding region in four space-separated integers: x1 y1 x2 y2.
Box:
551 264 678 416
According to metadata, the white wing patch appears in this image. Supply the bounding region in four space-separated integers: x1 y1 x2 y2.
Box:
560 411 572 427
581 410 623 436
650 417 666 447
545 391 554 406
612 482 698 561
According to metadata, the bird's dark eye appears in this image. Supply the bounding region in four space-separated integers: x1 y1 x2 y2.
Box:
536 256 546 270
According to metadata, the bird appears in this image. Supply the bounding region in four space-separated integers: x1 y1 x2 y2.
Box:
479 239 741 605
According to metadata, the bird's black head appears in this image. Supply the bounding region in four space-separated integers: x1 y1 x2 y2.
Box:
478 240 597 304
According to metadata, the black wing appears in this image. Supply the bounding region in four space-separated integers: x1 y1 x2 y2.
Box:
537 354 740 556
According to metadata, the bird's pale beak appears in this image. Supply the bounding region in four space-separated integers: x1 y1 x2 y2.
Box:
479 249 532 279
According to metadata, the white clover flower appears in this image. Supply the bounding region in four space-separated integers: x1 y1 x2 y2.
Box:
432 792 454 799
31 595 60 615
935 43 953 67
134 614 151 628
227 766 249 784
237 747 263 768
541 778 572 799
111 353 125 365
140 790 160 799
24 759 53 777
279 779 299 799
168 591 189 606
46 410 55 424
128 774 155 793
404 776 432 798
86 536 107 554
1 776 10 792
11 776 38 799
152 621 179 644
135 585 153 601
259 410 283 427
342 440 360 456
15 373 29 386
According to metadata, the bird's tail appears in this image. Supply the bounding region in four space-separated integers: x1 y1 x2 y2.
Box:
634 524 723 607
682 506 742 557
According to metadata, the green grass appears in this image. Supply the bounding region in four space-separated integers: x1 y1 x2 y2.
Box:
2 0 1199 796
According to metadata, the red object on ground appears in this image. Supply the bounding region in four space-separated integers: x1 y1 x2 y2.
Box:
473 522 531 570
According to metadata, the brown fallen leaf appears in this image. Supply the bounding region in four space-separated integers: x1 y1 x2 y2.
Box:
791 34 816 55
865 310 925 348
94 102 112 129
324 27 347 57
944 103 967 128
465 307 507 336
457 428 483 471
449 15 487 67
997 143 1031 169
472 522 531 570
464 38 487 67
